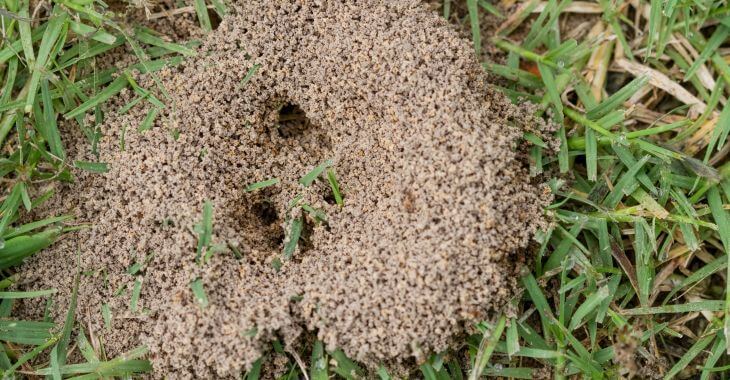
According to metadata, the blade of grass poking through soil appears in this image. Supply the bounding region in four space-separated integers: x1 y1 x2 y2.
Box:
130 278 142 312
194 0 212 32
246 178 279 192
283 217 303 260
245 358 263 380
0 289 56 299
138 107 160 132
238 64 261 88
73 160 109 173
300 160 333 187
101 303 112 329
469 314 506 380
49 267 80 380
377 365 392 380
194 200 213 265
326 169 343 206
466 0 481 56
330 349 364 379
310 340 328 380
190 278 208 308
77 327 100 363
134 27 196 56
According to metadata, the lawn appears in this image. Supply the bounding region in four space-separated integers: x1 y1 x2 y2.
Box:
0 0 729 378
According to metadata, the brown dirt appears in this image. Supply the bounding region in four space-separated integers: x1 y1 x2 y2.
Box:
19 0 551 377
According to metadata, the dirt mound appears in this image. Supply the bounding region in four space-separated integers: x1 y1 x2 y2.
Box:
20 0 550 377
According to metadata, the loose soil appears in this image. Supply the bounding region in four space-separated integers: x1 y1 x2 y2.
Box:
19 0 551 377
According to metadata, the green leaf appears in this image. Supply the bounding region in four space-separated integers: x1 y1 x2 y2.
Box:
283 217 303 260
0 289 56 299
101 303 112 329
0 183 23 236
244 358 262 380
36 346 151 376
0 320 55 345
466 0 481 56
685 25 729 81
193 0 212 32
622 301 725 315
73 160 109 173
24 6 68 113
138 107 160 132
506 318 520 358
130 278 142 312
330 349 363 379
40 79 65 160
195 200 213 265
190 278 208 308
0 228 61 269
135 27 196 56
469 315 507 380
18 2 34 62
664 329 717 380
52 269 80 379
238 64 261 88
64 75 128 119
310 341 328 380
587 76 648 120
69 21 117 45
327 169 344 207
300 160 333 187
663 255 726 304
245 178 279 192
568 286 609 330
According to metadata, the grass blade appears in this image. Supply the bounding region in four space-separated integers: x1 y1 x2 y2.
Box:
469 315 506 380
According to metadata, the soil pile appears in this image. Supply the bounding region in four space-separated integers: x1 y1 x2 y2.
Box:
20 0 551 377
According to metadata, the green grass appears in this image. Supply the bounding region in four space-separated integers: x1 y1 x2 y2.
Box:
0 0 197 376
1 0 730 378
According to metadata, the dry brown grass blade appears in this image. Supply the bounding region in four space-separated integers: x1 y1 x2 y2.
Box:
532 1 603 13
650 259 678 304
584 22 613 101
683 117 717 154
626 104 686 125
610 240 641 300
664 244 692 264
710 141 730 165
616 58 708 118
496 0 538 35
671 34 717 92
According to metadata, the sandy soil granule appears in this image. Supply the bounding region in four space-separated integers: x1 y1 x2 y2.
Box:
18 0 552 377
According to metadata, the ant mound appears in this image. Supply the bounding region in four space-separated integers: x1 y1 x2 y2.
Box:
21 0 551 377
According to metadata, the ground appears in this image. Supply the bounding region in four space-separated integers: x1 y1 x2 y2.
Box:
0 0 729 379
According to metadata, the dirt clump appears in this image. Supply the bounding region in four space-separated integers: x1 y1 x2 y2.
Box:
20 0 551 377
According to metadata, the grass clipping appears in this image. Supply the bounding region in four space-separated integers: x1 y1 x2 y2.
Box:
20 0 551 377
